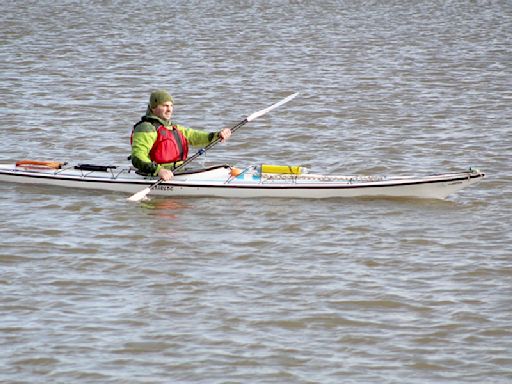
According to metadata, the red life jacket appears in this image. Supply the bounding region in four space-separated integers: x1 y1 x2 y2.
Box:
131 118 189 164
150 125 189 163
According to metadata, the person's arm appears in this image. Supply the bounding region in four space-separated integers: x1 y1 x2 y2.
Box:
131 124 160 175
177 125 231 146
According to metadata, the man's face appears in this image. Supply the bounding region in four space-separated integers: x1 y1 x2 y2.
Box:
152 101 174 121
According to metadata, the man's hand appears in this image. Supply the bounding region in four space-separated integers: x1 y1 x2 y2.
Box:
158 168 174 181
218 128 232 142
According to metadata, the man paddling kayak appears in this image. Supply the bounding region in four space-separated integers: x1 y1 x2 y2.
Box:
130 90 231 180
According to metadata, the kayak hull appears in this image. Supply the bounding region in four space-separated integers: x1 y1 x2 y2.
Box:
0 163 485 200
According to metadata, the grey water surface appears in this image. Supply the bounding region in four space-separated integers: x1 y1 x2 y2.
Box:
1 1 511 383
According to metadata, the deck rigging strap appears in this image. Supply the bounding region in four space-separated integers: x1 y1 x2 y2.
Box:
74 164 117 172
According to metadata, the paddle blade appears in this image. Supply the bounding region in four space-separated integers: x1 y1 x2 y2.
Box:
127 187 151 202
246 92 299 122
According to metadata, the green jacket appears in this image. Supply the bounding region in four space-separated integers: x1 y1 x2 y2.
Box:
131 109 218 175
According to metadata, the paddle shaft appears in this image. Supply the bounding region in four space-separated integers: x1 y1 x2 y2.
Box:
174 119 247 173
127 92 298 201
172 91 299 174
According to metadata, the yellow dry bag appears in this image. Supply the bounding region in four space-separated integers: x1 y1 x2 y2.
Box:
260 164 305 175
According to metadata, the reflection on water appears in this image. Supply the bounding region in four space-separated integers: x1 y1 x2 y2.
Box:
139 197 191 219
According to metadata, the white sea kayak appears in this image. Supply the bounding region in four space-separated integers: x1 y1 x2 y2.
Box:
0 161 484 200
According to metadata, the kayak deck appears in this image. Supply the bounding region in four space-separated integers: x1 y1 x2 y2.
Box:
0 162 485 200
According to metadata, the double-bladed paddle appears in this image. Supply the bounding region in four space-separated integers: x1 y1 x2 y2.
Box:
127 92 299 202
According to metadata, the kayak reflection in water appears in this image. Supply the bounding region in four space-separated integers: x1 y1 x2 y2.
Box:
130 90 231 181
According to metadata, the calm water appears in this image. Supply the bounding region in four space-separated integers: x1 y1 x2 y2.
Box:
1 1 511 383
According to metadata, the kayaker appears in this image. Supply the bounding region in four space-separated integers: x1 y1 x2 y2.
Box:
130 90 231 180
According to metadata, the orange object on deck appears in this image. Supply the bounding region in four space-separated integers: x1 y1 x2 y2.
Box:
230 167 242 177
15 160 65 169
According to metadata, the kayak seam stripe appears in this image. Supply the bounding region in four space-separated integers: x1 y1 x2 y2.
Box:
0 171 484 190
